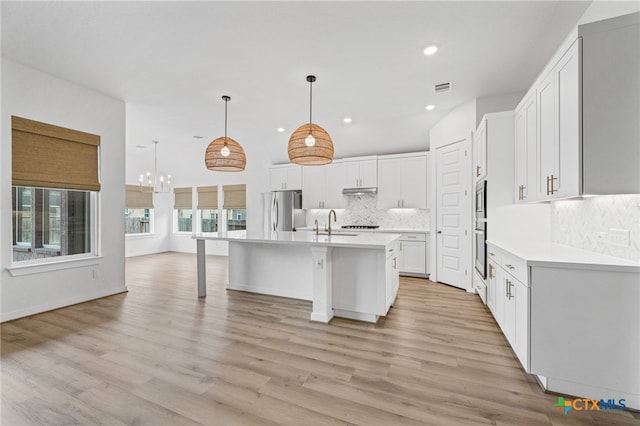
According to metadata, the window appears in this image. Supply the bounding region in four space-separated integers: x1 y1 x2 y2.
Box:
11 116 100 264
226 208 246 231
173 187 193 232
223 184 246 233
125 208 151 234
201 209 218 232
177 209 192 232
197 186 218 233
125 185 153 234
12 187 92 262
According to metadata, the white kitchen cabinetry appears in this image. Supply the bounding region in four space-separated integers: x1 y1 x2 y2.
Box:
473 121 487 182
515 13 639 199
398 233 427 276
537 39 580 200
344 157 377 188
514 93 537 202
269 164 302 191
476 111 514 208
486 243 529 371
377 153 428 209
302 162 345 209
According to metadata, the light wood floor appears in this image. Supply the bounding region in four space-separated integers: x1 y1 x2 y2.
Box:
2 252 638 425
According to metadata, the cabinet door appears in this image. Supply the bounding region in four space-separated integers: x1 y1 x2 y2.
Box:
377 158 402 209
399 241 426 274
474 122 487 182
494 266 506 327
524 96 538 202
537 71 558 200
285 166 302 190
344 161 360 188
514 107 527 202
487 261 497 314
359 159 378 187
514 279 529 371
503 275 517 346
556 40 581 198
402 156 427 208
302 166 323 209
269 168 287 191
323 163 345 209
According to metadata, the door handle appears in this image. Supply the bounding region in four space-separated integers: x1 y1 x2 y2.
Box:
437 230 442 234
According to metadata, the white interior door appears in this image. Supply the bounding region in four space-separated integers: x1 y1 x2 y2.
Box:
435 139 470 290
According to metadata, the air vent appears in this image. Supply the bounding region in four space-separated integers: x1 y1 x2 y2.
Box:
434 81 453 94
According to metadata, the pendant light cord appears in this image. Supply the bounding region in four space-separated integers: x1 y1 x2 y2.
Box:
309 79 313 127
224 98 228 140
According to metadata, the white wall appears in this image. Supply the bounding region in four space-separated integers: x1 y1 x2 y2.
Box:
1 59 126 322
476 92 525 127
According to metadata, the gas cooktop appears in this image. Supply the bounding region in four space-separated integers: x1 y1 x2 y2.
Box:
341 225 379 229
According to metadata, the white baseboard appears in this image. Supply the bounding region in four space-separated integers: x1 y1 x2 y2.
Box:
1 285 128 322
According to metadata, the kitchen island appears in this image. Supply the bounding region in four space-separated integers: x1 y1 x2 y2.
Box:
194 231 401 323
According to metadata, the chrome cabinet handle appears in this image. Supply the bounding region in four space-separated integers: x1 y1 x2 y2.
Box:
489 252 495 256
505 264 515 270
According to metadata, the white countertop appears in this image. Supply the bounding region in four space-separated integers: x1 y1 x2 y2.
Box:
296 227 430 234
194 230 400 250
488 239 640 272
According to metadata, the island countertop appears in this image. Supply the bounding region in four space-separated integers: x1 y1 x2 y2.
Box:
193 230 401 250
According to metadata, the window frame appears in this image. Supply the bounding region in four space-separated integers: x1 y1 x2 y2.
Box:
125 207 154 236
10 187 99 267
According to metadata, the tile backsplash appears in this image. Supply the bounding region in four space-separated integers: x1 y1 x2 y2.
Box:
305 193 430 229
551 194 640 262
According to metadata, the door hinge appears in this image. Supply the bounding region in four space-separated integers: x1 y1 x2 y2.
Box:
464 190 467 196
465 269 468 276
465 230 467 236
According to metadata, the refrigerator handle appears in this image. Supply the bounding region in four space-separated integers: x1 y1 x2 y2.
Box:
275 198 279 230
271 197 277 231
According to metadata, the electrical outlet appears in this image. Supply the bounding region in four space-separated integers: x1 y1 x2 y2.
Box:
608 228 630 247
595 231 607 243
92 269 100 279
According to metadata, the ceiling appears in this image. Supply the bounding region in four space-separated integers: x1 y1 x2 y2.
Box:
1 1 592 184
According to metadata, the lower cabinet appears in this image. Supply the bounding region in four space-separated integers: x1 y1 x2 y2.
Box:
486 244 530 372
398 233 428 276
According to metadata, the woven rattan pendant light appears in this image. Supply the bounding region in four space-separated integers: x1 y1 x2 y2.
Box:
288 75 334 165
205 95 246 172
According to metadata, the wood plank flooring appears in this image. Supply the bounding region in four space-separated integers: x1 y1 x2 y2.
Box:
2 252 638 425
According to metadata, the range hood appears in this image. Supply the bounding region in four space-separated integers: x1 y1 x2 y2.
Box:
342 187 377 195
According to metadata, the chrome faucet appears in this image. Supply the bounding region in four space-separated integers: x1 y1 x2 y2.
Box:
313 219 319 237
327 209 337 236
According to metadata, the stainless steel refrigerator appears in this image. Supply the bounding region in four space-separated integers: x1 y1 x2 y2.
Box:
262 190 304 233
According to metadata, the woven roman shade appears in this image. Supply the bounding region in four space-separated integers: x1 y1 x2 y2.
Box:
223 184 246 209
126 185 153 209
197 186 218 209
12 116 101 191
174 187 192 209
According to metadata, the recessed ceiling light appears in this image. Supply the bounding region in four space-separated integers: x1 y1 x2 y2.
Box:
277 127 285 132
343 117 352 124
193 135 204 140
423 45 438 55
425 104 436 111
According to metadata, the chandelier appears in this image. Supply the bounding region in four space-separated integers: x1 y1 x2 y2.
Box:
139 140 171 193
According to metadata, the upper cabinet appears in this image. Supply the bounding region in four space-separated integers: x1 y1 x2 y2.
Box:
514 93 537 203
377 153 428 209
302 162 345 209
269 164 302 191
473 122 487 182
514 12 640 200
476 111 514 208
343 157 377 188
537 39 580 201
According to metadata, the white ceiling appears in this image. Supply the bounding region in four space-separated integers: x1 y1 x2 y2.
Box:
1 1 592 183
